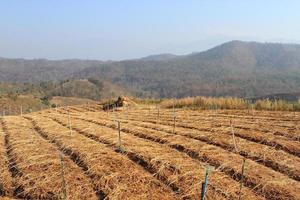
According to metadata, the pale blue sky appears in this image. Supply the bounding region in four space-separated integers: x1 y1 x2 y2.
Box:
0 0 299 60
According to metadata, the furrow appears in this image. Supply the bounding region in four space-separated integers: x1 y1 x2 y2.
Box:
70 115 300 200
76 112 300 181
26 115 177 200
0 120 13 198
122 113 300 157
3 116 100 200
48 115 264 200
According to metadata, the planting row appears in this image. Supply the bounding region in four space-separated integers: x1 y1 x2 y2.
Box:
46 114 262 200
27 114 177 200
0 120 13 198
74 111 300 181
2 116 98 199
110 111 300 156
124 109 299 141
46 111 300 200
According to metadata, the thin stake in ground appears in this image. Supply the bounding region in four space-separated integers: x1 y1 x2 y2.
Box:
157 105 160 123
60 153 67 200
117 121 124 152
20 106 23 117
238 158 246 200
68 110 72 136
125 105 128 120
210 107 216 132
172 105 176 134
201 168 209 200
230 119 238 152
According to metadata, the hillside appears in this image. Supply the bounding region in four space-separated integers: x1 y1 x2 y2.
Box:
0 94 97 115
0 58 105 82
1 41 300 98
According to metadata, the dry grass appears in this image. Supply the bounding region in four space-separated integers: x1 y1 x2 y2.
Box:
48 114 263 200
160 96 300 111
66 110 300 200
0 104 299 200
0 123 13 197
28 114 177 200
2 116 98 200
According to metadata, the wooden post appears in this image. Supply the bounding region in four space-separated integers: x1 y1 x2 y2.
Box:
230 119 238 152
20 106 23 117
173 116 176 134
173 107 176 134
68 110 72 136
60 153 67 200
157 106 160 123
125 105 128 120
173 99 175 114
238 158 246 200
117 121 123 151
201 168 209 200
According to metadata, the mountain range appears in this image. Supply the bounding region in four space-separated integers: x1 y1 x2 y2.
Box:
1 40 300 99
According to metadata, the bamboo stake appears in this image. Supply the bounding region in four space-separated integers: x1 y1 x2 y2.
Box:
172 101 176 134
230 119 238 152
201 168 209 200
60 153 67 200
157 106 160 123
251 104 254 119
173 115 176 134
68 110 72 136
238 158 246 200
117 121 123 152
125 105 128 120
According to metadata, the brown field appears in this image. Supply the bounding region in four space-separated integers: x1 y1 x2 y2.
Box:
0 104 299 200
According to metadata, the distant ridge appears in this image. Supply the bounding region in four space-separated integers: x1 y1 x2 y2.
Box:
140 53 179 61
1 40 300 98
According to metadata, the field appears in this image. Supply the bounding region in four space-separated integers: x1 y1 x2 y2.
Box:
0 104 299 200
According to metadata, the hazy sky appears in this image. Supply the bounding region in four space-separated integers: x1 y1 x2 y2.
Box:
1 0 300 60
